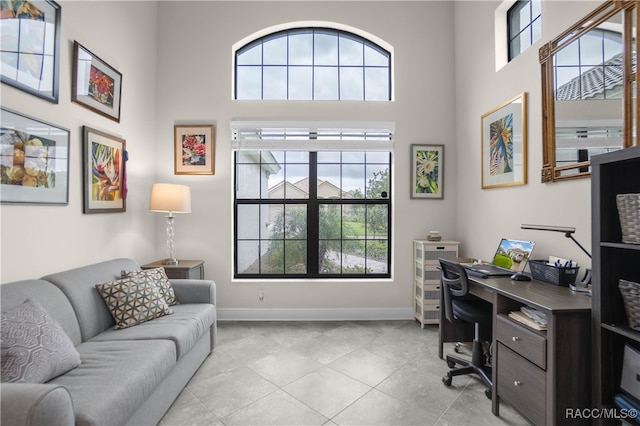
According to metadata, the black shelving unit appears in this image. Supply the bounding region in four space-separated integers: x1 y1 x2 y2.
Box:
591 145 640 419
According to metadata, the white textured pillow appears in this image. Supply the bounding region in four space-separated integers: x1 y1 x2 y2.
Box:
121 267 179 305
1 299 81 383
96 275 173 329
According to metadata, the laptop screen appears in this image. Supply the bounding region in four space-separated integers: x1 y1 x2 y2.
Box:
491 238 535 272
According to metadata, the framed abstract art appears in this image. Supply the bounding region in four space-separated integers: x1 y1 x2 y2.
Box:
481 92 527 189
82 126 126 213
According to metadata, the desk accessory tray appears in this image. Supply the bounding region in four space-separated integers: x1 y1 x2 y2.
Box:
529 260 579 286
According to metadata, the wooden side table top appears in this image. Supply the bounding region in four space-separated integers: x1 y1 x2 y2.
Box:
142 260 204 270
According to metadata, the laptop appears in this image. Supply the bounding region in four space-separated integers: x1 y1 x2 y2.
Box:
465 238 535 277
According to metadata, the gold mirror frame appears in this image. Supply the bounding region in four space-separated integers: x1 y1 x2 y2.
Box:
540 0 638 183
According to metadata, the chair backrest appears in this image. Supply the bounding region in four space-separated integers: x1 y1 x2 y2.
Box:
439 258 470 323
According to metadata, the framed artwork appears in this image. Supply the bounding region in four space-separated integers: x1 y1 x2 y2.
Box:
72 41 122 122
0 107 69 204
174 125 215 175
0 0 61 103
481 92 527 189
82 126 126 213
410 144 444 199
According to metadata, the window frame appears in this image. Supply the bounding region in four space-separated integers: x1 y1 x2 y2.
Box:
507 0 542 61
233 25 393 101
232 123 394 280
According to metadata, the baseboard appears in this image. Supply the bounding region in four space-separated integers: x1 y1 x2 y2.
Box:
217 307 414 321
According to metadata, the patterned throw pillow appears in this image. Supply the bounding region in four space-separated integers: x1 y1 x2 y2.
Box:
1 299 81 383
96 275 173 329
121 268 179 305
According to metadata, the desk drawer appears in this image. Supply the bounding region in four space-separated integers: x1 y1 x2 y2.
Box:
496 314 546 369
497 343 546 426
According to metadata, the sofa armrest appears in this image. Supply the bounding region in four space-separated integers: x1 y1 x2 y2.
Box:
1 383 75 426
170 279 216 305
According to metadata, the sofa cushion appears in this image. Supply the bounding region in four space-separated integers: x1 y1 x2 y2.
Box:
1 299 81 384
89 303 215 359
121 267 179 305
95 276 173 329
0 280 82 346
42 258 141 341
49 340 176 426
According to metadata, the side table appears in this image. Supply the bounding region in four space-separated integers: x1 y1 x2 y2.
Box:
142 260 204 279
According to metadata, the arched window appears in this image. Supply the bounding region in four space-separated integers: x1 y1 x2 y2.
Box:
234 26 391 101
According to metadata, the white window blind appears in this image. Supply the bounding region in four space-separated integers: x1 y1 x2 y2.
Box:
231 121 395 151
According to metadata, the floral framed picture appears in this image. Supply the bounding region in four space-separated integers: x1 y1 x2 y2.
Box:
174 125 215 175
0 0 61 103
411 144 444 199
82 126 126 213
72 41 122 122
481 92 527 189
0 107 69 204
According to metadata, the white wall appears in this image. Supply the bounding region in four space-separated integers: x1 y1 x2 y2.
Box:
1 1 159 282
454 1 598 276
1 1 603 317
155 1 458 317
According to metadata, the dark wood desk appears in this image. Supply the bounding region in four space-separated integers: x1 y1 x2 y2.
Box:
439 275 592 425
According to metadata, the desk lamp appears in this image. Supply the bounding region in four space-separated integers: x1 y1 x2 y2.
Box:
521 223 592 291
149 183 191 265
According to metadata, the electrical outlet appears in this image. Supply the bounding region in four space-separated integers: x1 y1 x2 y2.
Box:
258 289 265 302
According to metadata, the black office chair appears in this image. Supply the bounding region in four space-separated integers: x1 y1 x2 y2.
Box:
439 258 493 399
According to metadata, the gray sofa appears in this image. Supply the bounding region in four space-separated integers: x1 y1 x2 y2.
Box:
0 258 217 426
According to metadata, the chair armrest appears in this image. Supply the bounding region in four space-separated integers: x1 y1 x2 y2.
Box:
170 279 216 305
1 383 75 426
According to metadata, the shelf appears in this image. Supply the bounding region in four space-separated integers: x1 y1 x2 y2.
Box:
601 323 640 343
601 242 640 251
592 145 640 420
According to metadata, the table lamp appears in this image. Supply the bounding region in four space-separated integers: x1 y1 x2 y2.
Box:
149 183 191 265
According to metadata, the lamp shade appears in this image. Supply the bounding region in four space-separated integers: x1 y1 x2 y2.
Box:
149 183 191 213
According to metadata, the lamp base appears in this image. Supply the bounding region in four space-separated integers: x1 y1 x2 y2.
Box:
162 258 179 266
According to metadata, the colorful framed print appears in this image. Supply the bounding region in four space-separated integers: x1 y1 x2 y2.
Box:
72 41 122 122
411 144 444 199
481 92 527 189
82 126 126 213
0 107 69 204
0 0 61 103
174 125 215 175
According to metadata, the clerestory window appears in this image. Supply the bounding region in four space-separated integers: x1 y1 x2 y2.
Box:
507 0 541 61
234 27 391 101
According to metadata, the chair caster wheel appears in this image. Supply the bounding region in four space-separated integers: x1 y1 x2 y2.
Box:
446 360 456 368
454 346 460 353
485 388 492 399
442 376 452 387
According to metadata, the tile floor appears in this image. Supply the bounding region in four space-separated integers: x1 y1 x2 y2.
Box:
159 320 529 426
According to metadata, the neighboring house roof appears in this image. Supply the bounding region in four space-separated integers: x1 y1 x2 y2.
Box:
268 177 345 199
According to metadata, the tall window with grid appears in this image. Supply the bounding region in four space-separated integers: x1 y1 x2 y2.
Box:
233 125 393 279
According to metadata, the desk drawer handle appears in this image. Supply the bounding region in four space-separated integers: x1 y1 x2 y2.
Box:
512 336 520 342
514 381 521 387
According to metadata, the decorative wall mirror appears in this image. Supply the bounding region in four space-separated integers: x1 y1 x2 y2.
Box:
539 0 638 182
